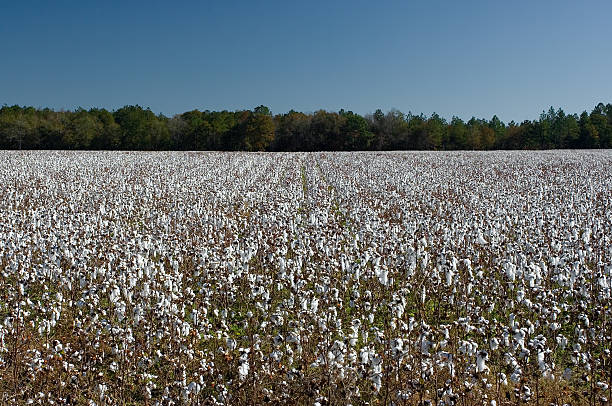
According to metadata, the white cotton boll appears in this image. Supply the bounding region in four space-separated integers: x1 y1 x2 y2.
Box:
237 348 250 381
476 350 489 373
421 336 433 355
311 298 319 314
490 337 499 351
270 350 282 362
133 306 142 325
327 350 336 363
371 354 383 373
504 262 516 281
377 267 388 286
526 273 536 288
181 322 190 337
509 313 516 329
238 361 249 381
371 373 382 392
360 348 369 364
510 369 521 383
97 383 107 401
141 283 150 298
421 252 429 269
514 329 526 349
51 307 61 326
445 268 453 286
187 381 201 395
109 286 120 304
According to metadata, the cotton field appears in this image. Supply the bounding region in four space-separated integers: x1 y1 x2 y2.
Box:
0 151 611 406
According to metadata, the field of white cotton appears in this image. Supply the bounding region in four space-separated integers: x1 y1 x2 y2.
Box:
0 150 611 405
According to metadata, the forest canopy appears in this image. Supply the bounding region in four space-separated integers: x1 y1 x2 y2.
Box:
0 103 611 151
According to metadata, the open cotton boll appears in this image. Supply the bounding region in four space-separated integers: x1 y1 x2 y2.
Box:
476 350 489 373
376 267 388 286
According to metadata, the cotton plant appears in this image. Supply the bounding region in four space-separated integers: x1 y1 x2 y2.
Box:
0 150 611 404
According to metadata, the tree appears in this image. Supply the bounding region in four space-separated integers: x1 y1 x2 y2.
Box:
309 110 345 151
488 115 506 147
204 110 240 150
239 113 274 151
38 109 66 149
560 114 580 148
253 105 272 117
368 108 406 150
467 118 494 150
64 109 100 149
538 107 556 149
447 116 467 150
340 110 374 150
578 111 599 148
113 105 168 150
167 115 189 150
0 106 38 149
272 110 311 151
424 113 446 150
590 103 610 148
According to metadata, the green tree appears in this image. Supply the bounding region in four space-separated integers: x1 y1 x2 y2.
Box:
309 110 344 151
590 103 610 148
242 106 274 151
578 111 599 148
168 114 190 149
113 105 168 150
488 115 506 148
426 113 446 150
253 105 272 116
447 116 467 150
93 108 121 150
242 112 275 151
273 110 311 151
0 106 39 149
64 109 100 149
37 109 66 149
340 110 373 150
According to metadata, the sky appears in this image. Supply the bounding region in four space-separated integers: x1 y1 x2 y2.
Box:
1 0 611 122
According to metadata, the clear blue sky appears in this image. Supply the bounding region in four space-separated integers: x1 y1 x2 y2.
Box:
1 0 611 122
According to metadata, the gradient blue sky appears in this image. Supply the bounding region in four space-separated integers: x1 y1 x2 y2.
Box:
1 1 611 122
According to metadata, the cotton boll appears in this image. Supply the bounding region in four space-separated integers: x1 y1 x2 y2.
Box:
376 267 388 286
510 369 522 383
445 268 454 287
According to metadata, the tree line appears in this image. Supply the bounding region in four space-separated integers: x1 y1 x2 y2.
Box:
1 103 611 151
